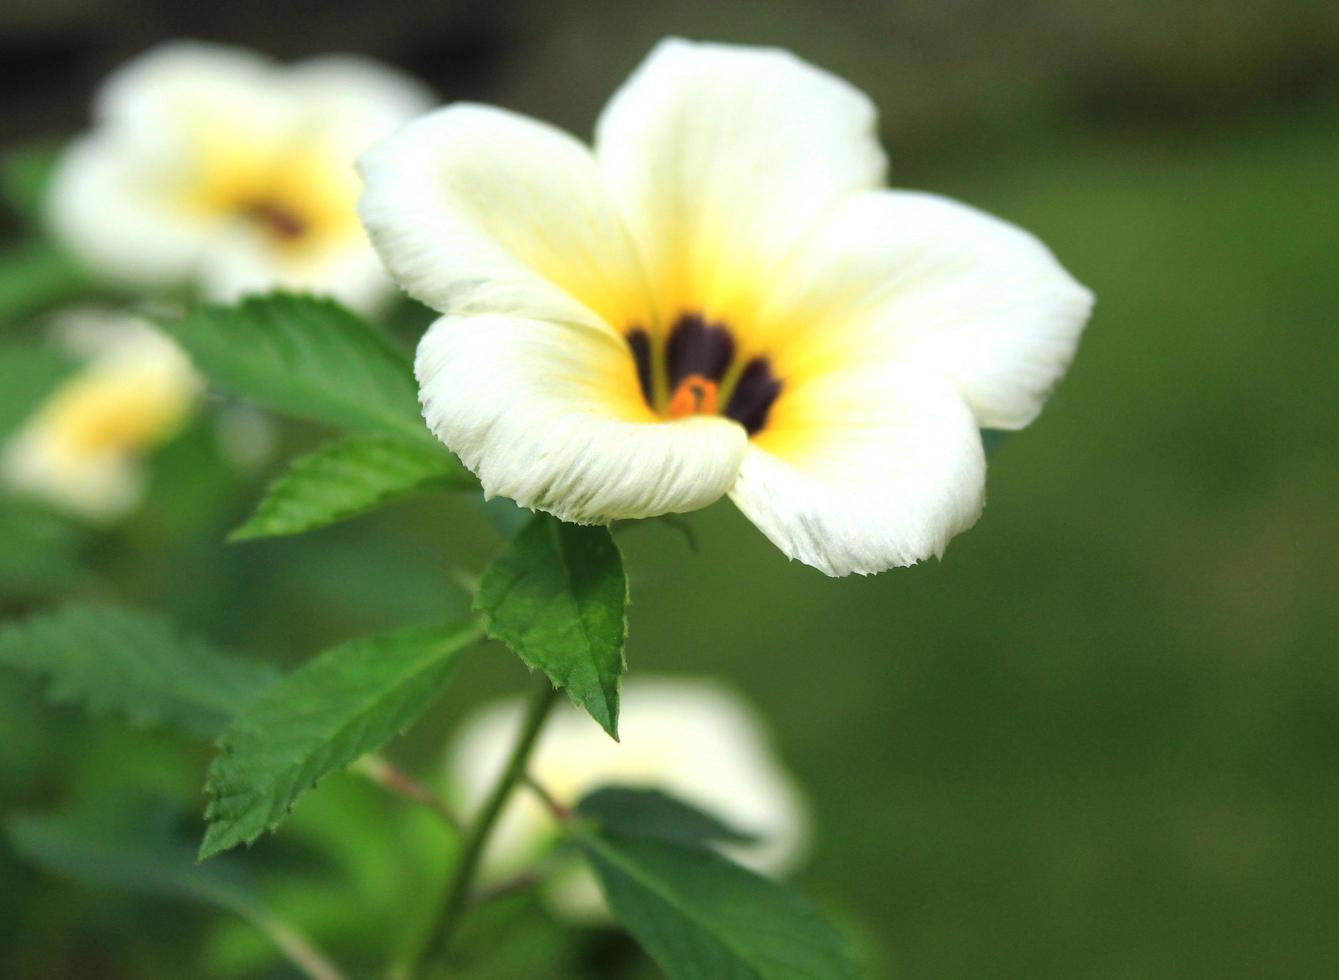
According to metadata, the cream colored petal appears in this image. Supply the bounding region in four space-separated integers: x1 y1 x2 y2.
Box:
416 314 745 523
93 41 290 155
48 43 290 292
730 364 986 576
284 55 436 160
201 229 395 315
594 38 886 324
359 104 654 334
2 317 200 523
1 427 145 522
758 190 1094 430
46 135 222 291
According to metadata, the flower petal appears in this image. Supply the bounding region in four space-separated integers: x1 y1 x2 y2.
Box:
756 190 1094 430
449 677 809 902
201 230 394 315
283 55 435 161
594 38 886 322
417 314 746 523
47 135 222 290
729 363 986 576
359 105 654 334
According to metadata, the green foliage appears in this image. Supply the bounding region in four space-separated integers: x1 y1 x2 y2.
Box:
0 141 61 228
10 796 345 979
577 830 863 980
8 797 257 916
575 786 758 850
0 605 279 738
158 294 431 444
475 514 627 739
0 503 85 596
0 243 95 326
200 620 481 860
231 435 475 542
0 340 74 437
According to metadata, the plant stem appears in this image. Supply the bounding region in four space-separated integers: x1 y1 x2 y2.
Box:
408 674 560 976
243 909 346 980
353 754 461 831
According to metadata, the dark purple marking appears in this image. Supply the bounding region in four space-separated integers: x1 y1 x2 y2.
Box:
667 314 734 386
625 329 654 404
724 358 783 435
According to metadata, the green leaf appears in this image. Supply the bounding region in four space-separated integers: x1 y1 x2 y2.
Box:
0 339 75 437
0 242 95 326
8 797 256 915
575 786 759 850
0 141 61 227
578 832 864 980
9 796 345 979
475 514 627 739
0 605 279 738
200 619 481 860
231 435 475 542
158 293 431 444
0 502 85 596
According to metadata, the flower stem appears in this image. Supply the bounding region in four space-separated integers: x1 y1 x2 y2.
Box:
353 754 461 831
408 674 560 976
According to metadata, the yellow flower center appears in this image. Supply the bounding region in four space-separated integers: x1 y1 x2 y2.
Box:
42 368 195 459
177 128 361 253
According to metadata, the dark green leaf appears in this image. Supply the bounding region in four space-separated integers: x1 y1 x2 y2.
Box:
231 435 475 542
0 141 61 227
9 796 345 978
158 293 430 444
578 833 863 980
475 514 627 739
575 786 759 850
0 242 95 326
0 605 279 738
8 797 255 915
200 619 481 860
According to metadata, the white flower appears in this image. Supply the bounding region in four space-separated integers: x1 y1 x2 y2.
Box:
48 41 433 314
447 678 808 922
1 310 202 521
359 38 1093 576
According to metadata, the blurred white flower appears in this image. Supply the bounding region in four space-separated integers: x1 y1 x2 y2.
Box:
2 310 201 521
447 677 809 922
359 38 1093 576
48 41 433 313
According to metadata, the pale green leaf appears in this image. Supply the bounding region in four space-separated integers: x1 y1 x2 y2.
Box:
0 605 279 738
200 620 481 860
231 435 475 542
158 293 430 443
474 515 627 739
578 832 864 980
575 786 759 850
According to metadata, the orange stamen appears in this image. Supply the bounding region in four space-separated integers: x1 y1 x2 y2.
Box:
667 374 719 419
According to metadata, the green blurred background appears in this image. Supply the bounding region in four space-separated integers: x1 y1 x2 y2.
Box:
2 0 1338 977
